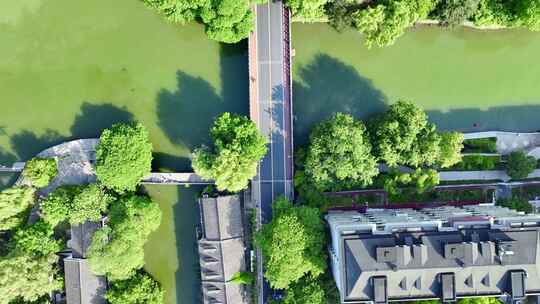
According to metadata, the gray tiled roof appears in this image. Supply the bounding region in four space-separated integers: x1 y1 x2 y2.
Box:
200 196 243 241
198 195 248 304
64 258 107 304
68 221 101 259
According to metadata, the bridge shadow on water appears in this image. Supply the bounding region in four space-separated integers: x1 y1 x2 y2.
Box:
293 53 540 146
156 42 249 152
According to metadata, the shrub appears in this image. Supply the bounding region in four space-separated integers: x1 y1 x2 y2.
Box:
463 137 497 153
192 113 267 192
230 271 254 285
0 187 35 231
449 155 501 171
106 271 164 304
96 122 153 193
506 151 537 180
22 158 57 188
88 194 162 280
497 196 533 213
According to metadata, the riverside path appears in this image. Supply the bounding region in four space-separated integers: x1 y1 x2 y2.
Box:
249 0 294 302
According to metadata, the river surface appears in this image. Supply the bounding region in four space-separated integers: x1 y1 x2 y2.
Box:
292 23 540 145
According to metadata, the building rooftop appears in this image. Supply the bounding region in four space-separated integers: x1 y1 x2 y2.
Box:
64 258 107 304
68 221 101 259
326 205 540 303
198 195 248 304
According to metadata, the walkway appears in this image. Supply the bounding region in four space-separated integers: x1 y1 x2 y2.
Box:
249 1 294 302
439 169 540 182
464 131 540 156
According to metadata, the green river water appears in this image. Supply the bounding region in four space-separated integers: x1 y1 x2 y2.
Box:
2 1 540 303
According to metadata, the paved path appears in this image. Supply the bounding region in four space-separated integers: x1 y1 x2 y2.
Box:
465 131 540 156
439 169 540 182
249 1 294 302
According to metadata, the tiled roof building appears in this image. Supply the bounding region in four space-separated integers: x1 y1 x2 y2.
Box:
326 204 540 304
198 195 249 304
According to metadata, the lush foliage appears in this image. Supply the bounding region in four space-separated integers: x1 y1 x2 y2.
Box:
141 0 256 43
96 122 153 193
192 113 267 192
282 277 325 304
285 0 329 21
305 113 378 191
439 132 464 168
383 168 440 196
437 0 480 26
106 271 164 304
70 184 114 224
506 151 537 180
41 184 112 226
0 252 61 304
473 0 540 30
463 137 497 153
13 220 61 257
230 271 254 285
497 196 533 213
326 0 358 31
88 194 162 280
458 297 502 304
0 187 35 231
22 158 57 188
255 198 326 289
353 0 437 48
370 100 461 168
448 155 501 171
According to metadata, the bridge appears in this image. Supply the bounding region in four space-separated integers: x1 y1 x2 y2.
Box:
249 0 294 302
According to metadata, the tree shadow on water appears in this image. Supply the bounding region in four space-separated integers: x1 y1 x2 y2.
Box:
293 53 387 146
70 102 134 138
10 129 66 161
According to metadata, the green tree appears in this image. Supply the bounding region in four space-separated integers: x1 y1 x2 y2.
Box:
22 158 57 188
283 277 325 304
96 122 153 193
458 297 501 304
230 271 254 285
141 0 208 24
12 220 61 257
192 113 267 192
200 0 254 43
255 198 326 289
371 100 443 168
70 184 113 225
437 0 480 26
438 131 464 168
497 196 533 213
106 271 164 304
40 185 78 227
326 0 357 31
0 252 61 304
305 113 378 191
88 194 162 280
354 0 437 48
285 0 329 21
0 187 35 231
506 151 536 180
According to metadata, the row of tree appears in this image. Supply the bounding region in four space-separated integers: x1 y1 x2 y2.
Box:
0 122 165 304
300 100 463 195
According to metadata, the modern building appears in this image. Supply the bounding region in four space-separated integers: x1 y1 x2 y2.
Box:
64 221 107 304
326 204 540 304
198 195 249 304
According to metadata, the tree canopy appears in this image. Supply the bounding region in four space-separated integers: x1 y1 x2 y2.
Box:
88 194 162 280
70 184 114 225
22 158 57 188
0 187 35 231
141 0 256 43
285 0 329 21
353 0 437 48
304 113 378 191
282 277 326 304
255 198 326 289
106 271 164 304
95 122 153 193
437 0 480 26
370 100 462 168
0 253 61 304
12 220 61 257
192 112 267 192
506 151 536 180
